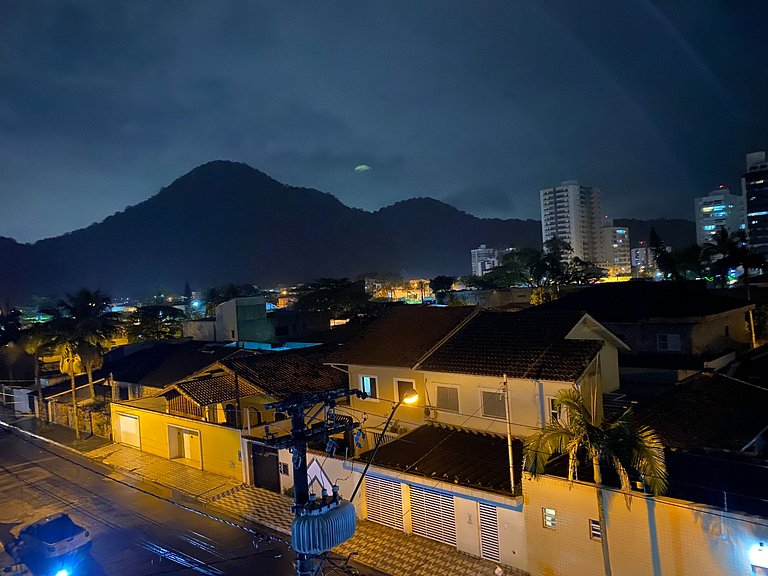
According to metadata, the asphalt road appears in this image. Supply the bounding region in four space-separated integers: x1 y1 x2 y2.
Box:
0 427 356 576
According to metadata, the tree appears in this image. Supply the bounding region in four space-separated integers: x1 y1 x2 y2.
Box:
0 306 22 346
294 278 370 318
127 305 186 342
42 289 122 402
428 276 455 304
524 389 668 576
19 325 48 421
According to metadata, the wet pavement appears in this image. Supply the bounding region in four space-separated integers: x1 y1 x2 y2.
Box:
0 408 525 575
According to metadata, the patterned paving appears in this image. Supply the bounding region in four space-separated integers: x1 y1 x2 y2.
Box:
85 443 241 501
88 442 527 576
210 484 294 534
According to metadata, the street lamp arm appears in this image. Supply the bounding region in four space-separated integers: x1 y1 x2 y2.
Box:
349 399 401 503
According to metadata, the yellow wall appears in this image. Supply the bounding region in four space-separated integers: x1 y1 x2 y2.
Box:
523 473 768 576
110 402 244 481
345 364 592 438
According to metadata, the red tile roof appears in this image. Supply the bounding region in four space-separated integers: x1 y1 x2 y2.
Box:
326 306 476 368
417 309 603 381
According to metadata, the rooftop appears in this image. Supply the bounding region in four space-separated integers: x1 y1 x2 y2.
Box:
538 281 752 323
326 306 476 368
632 372 768 452
358 423 523 495
417 308 604 381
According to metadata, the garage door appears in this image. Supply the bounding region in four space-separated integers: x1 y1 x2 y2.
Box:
365 475 403 530
479 502 500 562
410 485 456 546
117 414 140 448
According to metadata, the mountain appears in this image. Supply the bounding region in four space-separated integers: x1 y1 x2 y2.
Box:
0 161 542 304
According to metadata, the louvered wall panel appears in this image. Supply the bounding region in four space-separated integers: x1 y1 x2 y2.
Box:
410 485 457 546
479 502 501 562
365 476 403 530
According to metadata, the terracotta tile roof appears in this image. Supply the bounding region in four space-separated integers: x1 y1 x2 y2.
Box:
632 372 768 451
538 281 752 323
358 423 523 495
326 306 476 368
104 341 241 388
222 345 347 399
171 372 263 406
417 309 603 381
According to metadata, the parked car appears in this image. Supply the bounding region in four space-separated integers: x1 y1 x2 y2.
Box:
18 513 91 559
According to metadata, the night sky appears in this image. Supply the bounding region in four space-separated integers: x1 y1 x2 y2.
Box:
2 1 767 243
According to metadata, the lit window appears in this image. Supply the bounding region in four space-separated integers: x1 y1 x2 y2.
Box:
589 519 602 540
360 375 378 398
547 396 560 423
436 386 459 412
543 508 556 529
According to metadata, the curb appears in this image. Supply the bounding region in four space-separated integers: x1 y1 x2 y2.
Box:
0 416 389 576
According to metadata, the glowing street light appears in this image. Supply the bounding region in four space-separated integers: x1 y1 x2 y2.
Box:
349 389 418 502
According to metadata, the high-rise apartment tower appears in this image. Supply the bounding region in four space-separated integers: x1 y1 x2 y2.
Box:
540 181 603 262
743 151 768 258
694 186 746 245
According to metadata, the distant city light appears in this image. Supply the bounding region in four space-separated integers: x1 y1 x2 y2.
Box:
191 300 201 309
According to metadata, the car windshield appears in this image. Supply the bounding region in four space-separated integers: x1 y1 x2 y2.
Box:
36 515 81 543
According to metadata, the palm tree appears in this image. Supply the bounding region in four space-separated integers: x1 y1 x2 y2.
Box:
524 389 668 576
48 289 122 398
19 325 48 421
44 316 84 439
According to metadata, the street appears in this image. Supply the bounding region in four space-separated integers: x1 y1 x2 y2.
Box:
0 427 303 576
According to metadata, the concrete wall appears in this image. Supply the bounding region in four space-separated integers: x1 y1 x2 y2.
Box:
314 457 528 572
110 402 244 481
523 473 768 576
181 320 216 341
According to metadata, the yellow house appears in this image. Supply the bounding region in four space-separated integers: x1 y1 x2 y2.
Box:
327 306 626 450
111 345 347 491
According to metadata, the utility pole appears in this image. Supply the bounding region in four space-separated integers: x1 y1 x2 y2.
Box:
251 387 365 576
502 374 515 494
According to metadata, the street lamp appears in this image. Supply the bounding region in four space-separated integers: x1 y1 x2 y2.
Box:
349 390 418 502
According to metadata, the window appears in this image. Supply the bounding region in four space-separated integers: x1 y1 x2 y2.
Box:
279 462 290 476
436 386 459 412
589 519 602 540
481 390 506 419
547 396 560 423
360 375 378 399
656 333 681 352
543 508 556 529
396 379 416 402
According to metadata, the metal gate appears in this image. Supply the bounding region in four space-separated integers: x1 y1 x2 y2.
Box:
410 485 456 546
365 475 403 530
479 502 500 562
117 414 140 448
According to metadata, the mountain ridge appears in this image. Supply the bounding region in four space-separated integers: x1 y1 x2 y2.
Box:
0 161 694 304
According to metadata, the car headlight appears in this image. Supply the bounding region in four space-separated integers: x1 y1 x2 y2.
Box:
55 570 69 576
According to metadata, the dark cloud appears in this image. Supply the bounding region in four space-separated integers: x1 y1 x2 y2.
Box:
1 1 767 242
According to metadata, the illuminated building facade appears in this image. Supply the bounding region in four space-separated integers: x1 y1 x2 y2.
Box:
470 244 498 276
743 150 768 258
540 181 602 262
694 186 746 245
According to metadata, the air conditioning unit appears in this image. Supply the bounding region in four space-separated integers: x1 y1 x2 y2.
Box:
424 407 438 420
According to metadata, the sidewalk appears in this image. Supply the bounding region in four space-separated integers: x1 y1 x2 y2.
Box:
0 410 524 576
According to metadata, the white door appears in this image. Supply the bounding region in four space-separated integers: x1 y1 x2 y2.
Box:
181 431 201 462
410 485 456 546
365 475 403 530
118 414 140 448
479 502 501 562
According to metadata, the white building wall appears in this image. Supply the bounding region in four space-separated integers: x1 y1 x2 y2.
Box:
694 188 746 245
